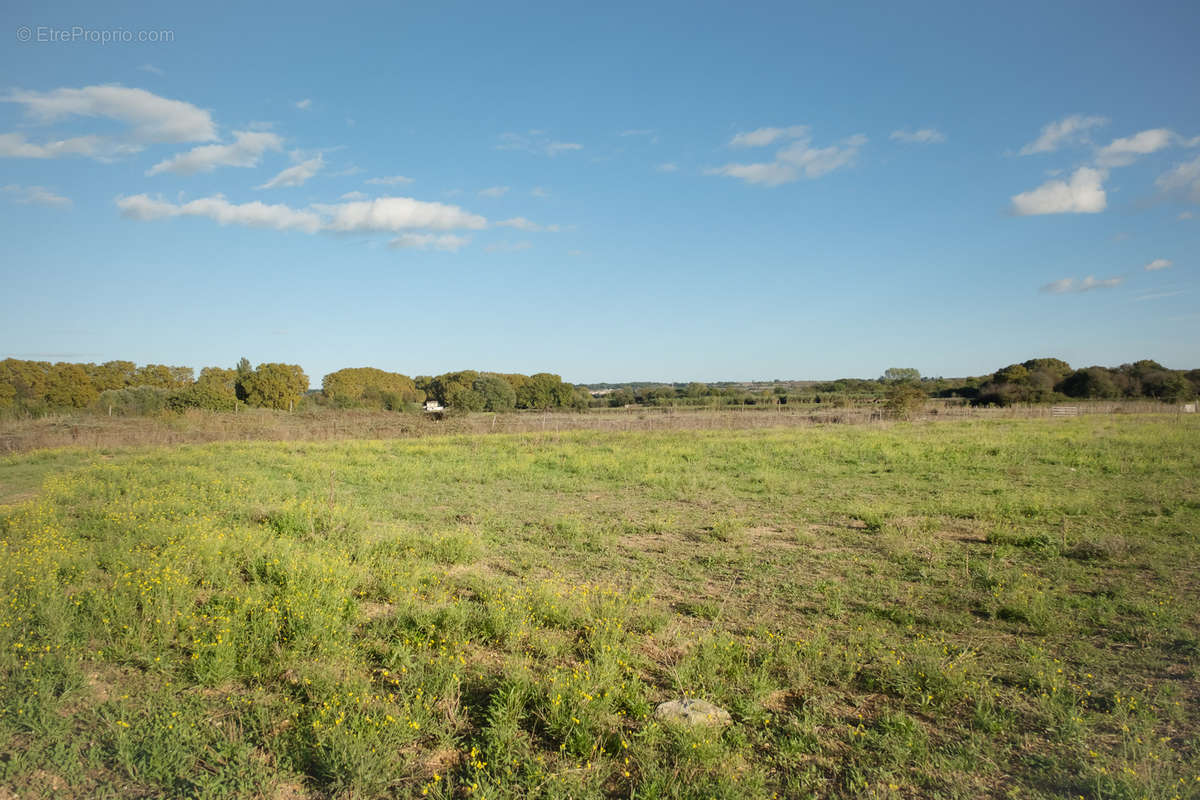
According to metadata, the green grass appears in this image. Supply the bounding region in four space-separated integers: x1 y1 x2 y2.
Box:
1 417 1197 799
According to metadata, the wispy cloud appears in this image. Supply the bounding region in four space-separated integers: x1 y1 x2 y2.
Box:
1133 290 1184 302
294 98 312 110
365 174 414 185
890 128 946 144
1095 129 1175 167
708 130 867 186
484 240 532 253
2 184 71 208
339 191 367 200
3 85 217 146
1018 114 1107 155
496 131 583 157
530 186 550 198
117 193 489 236
390 233 470 252
138 64 165 76
148 131 283 176
1040 275 1124 294
729 126 808 148
656 162 679 172
315 197 488 232
0 132 135 160
496 216 560 232
258 154 324 189
117 193 322 233
478 186 509 198
1155 155 1200 204
1144 258 1173 271
619 129 655 137
1011 167 1107 215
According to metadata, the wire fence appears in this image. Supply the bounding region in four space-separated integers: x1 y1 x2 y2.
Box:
0 399 1192 455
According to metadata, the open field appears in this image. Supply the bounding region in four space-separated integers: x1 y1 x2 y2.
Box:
1 417 1198 798
0 399 1183 455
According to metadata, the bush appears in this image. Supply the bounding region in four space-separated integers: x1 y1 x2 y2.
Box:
885 383 927 419
97 386 172 416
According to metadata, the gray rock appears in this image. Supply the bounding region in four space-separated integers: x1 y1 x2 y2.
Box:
653 698 732 727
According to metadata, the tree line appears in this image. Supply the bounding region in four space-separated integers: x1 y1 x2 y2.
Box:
0 359 590 417
1 355 1195 418
0 358 308 416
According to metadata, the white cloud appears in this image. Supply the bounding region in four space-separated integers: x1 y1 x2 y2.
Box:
2 184 71 208
118 192 491 246
1040 275 1124 294
1180 211 1195 220
116 193 323 233
138 64 165 76
708 132 866 186
1019 114 1108 155
530 186 550 198
0 132 134 160
706 162 797 187
484 240 532 253
258 154 324 189
315 197 487 232
619 129 655 137
496 217 560 232
729 126 808 148
390 233 470 252
365 174 414 185
4 85 216 143
148 130 283 176
656 162 679 172
546 141 582 155
339 191 367 200
778 134 867 177
1155 155 1200 203
1144 258 1173 271
890 128 946 144
1095 129 1175 167
1011 167 1107 215
1133 290 1184 302
496 131 583 157
294 98 312 110
478 186 509 198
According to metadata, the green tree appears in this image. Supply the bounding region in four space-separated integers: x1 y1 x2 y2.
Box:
608 388 635 407
516 373 562 410
322 367 424 409
445 382 487 412
472 374 517 411
992 364 1030 385
1059 367 1118 399
132 364 175 388
44 363 98 408
169 367 238 411
240 363 309 410
885 382 926 419
428 370 481 407
0 359 51 402
882 367 921 383
87 360 137 391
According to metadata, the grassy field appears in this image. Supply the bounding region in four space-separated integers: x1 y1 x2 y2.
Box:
1 417 1197 799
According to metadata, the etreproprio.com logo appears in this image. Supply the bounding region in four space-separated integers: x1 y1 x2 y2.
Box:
16 25 175 44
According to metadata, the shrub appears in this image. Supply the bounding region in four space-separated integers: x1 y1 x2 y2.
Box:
885 383 926 419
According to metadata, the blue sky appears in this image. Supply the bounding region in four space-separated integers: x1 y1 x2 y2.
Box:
2 1 1198 385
